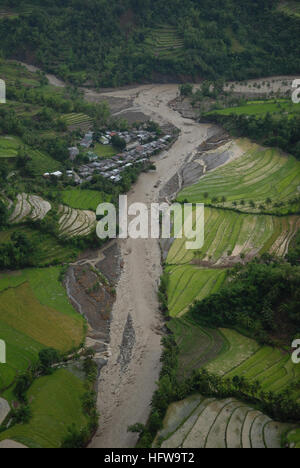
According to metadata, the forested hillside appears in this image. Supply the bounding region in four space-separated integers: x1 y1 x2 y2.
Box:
0 0 299 86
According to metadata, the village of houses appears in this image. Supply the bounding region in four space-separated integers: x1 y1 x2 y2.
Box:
44 128 174 184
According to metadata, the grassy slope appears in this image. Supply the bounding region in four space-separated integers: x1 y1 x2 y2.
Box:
0 268 85 392
0 369 88 448
166 265 226 317
206 100 300 118
178 144 300 214
0 225 77 265
62 189 110 211
167 208 299 266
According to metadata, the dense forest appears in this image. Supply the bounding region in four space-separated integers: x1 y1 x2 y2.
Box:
205 112 300 160
0 0 300 86
189 257 300 345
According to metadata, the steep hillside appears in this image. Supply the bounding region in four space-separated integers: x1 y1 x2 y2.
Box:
0 0 299 86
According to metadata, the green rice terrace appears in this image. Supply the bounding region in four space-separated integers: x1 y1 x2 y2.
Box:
0 369 89 448
0 136 22 158
155 394 294 449
0 265 89 449
167 208 300 267
178 141 300 215
166 266 227 317
206 99 300 119
0 267 85 394
5 192 97 240
61 189 110 211
142 25 184 59
159 123 300 448
61 113 93 131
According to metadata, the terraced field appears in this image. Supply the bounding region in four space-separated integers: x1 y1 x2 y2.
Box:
58 205 96 237
0 267 85 392
205 329 260 376
27 148 63 175
206 99 300 119
156 395 292 449
0 369 88 448
226 346 300 398
166 265 227 317
168 317 226 380
144 25 184 58
167 207 300 267
9 193 52 224
0 136 21 158
62 189 110 211
178 143 300 214
62 113 93 131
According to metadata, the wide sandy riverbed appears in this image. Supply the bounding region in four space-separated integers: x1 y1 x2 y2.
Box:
87 85 213 448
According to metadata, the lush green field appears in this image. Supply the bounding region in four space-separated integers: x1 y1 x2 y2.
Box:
166 265 227 317
0 135 21 158
62 189 110 211
0 267 85 391
178 144 300 214
156 394 292 448
93 143 117 159
62 112 92 130
167 207 300 266
205 329 260 376
27 148 62 175
287 428 300 448
142 25 184 59
0 225 77 265
206 100 300 119
0 60 41 87
226 346 300 398
0 369 88 448
168 316 226 380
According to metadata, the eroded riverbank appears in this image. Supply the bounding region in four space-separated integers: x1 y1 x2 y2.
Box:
86 85 214 448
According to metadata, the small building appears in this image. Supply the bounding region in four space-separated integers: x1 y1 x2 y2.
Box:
68 147 79 161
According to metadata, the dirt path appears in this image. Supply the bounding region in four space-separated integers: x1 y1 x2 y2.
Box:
87 85 213 448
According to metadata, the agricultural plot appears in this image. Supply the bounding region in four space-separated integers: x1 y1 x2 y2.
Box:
0 225 77 266
157 395 292 448
166 265 227 317
167 207 300 266
143 25 184 59
26 148 62 175
287 429 300 448
206 100 300 119
9 193 51 224
178 143 300 215
225 346 300 399
0 267 85 392
93 143 117 159
62 189 110 211
0 136 21 158
205 329 260 376
0 369 88 448
168 317 226 380
62 113 93 131
58 205 96 238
